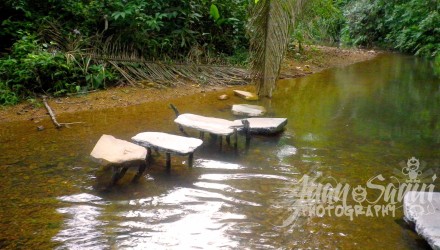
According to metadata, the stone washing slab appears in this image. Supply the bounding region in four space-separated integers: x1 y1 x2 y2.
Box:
174 113 243 136
233 90 258 101
90 134 148 164
132 132 203 155
233 118 288 134
404 191 440 250
232 104 266 117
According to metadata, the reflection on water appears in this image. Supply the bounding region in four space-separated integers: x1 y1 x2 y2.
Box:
54 205 107 249
0 54 438 249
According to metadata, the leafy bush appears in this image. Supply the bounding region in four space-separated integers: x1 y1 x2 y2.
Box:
1 0 248 59
384 0 440 57
0 33 116 104
0 81 19 105
293 0 344 46
341 0 439 57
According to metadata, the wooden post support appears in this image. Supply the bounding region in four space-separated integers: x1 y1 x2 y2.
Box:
226 135 231 145
234 128 238 152
154 148 160 155
169 103 180 116
242 119 251 152
111 165 129 186
132 161 147 183
219 136 223 151
169 104 189 136
166 152 171 171
188 153 194 168
210 133 218 142
200 131 205 139
110 165 119 185
147 147 153 163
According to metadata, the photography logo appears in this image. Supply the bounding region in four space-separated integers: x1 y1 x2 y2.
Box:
280 157 438 228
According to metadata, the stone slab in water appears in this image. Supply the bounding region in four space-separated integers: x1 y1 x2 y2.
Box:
174 113 242 136
232 104 266 117
132 132 203 155
233 118 288 134
90 134 148 164
233 90 258 101
404 191 440 250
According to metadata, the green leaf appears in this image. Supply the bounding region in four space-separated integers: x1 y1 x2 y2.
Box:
210 4 220 21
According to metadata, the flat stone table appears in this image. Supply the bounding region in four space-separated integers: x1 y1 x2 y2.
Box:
90 134 149 185
132 132 203 170
404 191 440 249
233 118 288 134
173 113 247 150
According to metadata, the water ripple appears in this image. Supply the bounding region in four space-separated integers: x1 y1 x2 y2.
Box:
53 205 107 250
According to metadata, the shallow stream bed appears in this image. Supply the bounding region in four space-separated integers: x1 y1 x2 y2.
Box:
0 54 439 249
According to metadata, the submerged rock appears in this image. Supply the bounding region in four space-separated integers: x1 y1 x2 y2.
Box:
218 94 229 100
233 90 258 101
90 134 148 164
232 104 266 117
404 191 440 249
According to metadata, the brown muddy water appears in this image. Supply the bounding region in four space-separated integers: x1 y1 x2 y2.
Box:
0 54 439 249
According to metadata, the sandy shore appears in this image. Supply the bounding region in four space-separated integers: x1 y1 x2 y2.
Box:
0 45 379 124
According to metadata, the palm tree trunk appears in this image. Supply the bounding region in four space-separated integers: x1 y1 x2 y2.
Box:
248 0 303 98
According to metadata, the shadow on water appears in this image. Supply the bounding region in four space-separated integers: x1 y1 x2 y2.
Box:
0 53 439 249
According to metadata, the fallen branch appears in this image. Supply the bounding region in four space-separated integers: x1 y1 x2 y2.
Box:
42 96 85 129
61 122 85 125
42 96 63 129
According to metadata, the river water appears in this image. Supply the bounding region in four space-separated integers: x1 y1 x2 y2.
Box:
0 54 439 249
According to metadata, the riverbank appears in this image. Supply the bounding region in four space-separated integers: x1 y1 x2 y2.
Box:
0 45 378 124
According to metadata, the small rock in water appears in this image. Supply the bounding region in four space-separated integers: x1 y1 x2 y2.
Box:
37 126 45 131
233 90 258 101
218 94 229 100
304 65 311 72
146 82 156 87
232 104 266 117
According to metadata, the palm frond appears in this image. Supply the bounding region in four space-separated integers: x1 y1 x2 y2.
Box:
91 54 250 87
42 23 249 87
248 0 304 98
88 39 250 86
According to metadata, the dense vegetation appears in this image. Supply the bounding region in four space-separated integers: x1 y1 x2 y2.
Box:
341 0 439 57
0 0 438 104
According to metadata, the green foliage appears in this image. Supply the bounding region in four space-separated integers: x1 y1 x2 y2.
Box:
0 34 115 104
1 0 248 58
2 0 436 105
341 0 439 57
293 0 344 45
384 0 440 57
434 54 440 77
0 81 19 105
210 4 220 21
